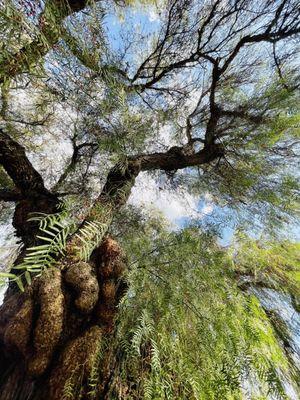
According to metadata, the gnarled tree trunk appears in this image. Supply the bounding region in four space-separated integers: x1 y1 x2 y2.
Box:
0 127 222 400
0 236 126 400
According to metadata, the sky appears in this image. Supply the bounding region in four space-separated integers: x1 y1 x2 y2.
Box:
0 4 299 397
1 0 299 261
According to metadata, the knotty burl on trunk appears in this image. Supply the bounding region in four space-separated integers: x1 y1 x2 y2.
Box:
0 129 223 399
0 236 126 400
0 132 130 399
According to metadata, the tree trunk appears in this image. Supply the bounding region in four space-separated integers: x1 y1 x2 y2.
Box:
0 129 223 400
0 237 126 400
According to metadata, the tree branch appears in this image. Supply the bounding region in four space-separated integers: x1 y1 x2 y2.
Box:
53 140 98 190
219 108 266 124
0 0 100 84
220 28 300 75
0 129 60 243
205 61 221 145
0 129 50 196
0 188 23 202
98 143 223 209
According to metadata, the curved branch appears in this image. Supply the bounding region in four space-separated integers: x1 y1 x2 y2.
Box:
53 141 98 190
0 129 49 196
220 28 300 75
98 143 223 209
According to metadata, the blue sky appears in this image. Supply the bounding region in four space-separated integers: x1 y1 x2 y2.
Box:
101 5 300 246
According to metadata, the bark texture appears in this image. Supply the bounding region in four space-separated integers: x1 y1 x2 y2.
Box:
0 130 222 400
0 237 126 400
0 129 60 244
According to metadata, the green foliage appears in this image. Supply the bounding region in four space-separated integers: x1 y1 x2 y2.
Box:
231 235 300 297
0 1 34 54
107 221 299 399
0 206 76 291
62 375 76 400
0 197 117 290
75 220 109 261
87 336 110 399
181 82 299 234
74 201 113 261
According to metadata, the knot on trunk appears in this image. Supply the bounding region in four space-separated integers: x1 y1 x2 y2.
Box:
28 269 64 376
92 237 127 330
64 261 99 314
0 236 127 398
3 295 33 356
96 237 126 280
49 325 102 400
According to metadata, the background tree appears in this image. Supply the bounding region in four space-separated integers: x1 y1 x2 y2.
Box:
0 0 299 398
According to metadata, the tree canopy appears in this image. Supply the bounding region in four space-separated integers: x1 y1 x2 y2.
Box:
0 0 299 399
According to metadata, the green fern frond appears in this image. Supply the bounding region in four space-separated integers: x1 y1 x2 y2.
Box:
131 310 154 355
0 206 76 291
143 379 153 400
62 374 76 400
75 220 109 261
150 339 161 372
15 211 76 272
87 337 107 398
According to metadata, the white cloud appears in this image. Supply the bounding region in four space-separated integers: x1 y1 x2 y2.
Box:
201 203 213 215
129 172 213 225
148 9 160 22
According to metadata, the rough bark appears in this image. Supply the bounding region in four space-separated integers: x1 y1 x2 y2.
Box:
0 129 59 244
0 129 222 399
0 130 49 195
0 189 23 202
0 236 126 400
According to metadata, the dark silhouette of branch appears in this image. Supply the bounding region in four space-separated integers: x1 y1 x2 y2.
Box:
0 188 23 202
220 28 300 76
218 108 266 125
0 129 59 243
98 143 223 209
272 42 289 90
0 129 50 196
53 139 98 190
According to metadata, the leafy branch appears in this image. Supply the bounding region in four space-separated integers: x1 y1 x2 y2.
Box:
0 207 76 291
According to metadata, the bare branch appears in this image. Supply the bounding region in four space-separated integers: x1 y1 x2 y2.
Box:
53 139 98 190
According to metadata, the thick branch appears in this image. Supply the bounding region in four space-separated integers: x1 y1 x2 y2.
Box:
0 130 59 244
137 144 223 171
205 61 220 145
0 129 49 196
98 143 223 209
219 108 265 124
0 188 23 202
